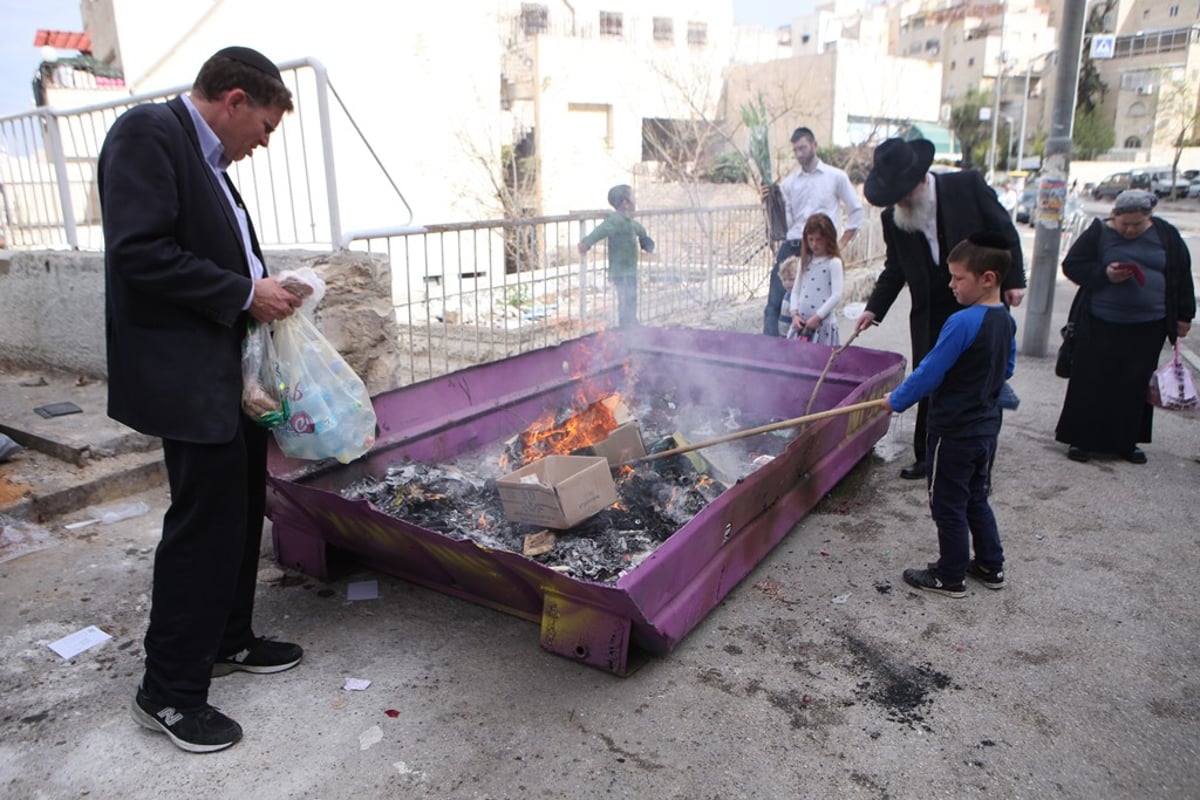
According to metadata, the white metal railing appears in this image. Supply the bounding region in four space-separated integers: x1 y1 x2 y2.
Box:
343 204 885 385
0 57 411 251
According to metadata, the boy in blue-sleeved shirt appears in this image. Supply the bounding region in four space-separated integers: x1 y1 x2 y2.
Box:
884 232 1016 597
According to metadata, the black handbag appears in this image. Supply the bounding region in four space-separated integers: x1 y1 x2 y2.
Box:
1055 288 1087 379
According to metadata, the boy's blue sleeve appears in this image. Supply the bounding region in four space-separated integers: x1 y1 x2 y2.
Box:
1007 335 1016 380
889 311 976 413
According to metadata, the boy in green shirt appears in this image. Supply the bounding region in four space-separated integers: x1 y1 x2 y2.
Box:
577 184 654 327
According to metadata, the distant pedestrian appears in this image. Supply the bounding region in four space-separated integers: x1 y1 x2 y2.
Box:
759 127 862 336
578 184 654 327
1055 189 1194 464
884 233 1017 598
788 212 844 346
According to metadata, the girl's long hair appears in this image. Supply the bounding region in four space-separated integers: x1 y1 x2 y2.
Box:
800 213 841 270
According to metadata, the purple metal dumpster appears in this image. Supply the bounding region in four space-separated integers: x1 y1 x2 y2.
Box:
266 327 905 675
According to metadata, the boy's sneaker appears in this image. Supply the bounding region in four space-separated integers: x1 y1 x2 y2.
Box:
902 567 966 598
131 688 242 753
212 637 303 677
966 560 1005 590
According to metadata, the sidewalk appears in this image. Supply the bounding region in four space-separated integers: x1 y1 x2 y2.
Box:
1 272 1197 800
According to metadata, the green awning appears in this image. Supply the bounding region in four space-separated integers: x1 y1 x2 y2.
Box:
904 123 960 160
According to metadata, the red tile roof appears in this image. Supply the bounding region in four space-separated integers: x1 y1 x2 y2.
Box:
34 30 92 53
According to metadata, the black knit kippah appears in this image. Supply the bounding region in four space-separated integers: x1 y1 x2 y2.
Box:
213 46 282 83
967 230 1010 250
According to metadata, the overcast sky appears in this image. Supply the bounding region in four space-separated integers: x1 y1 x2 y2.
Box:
0 0 796 118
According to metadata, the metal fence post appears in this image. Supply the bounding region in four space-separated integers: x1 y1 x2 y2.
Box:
578 220 588 321
706 209 715 306
309 59 342 248
43 110 78 249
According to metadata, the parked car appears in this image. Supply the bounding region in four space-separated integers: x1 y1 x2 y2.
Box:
1091 171 1151 200
1015 186 1038 224
1188 177 1200 199
1148 169 1190 199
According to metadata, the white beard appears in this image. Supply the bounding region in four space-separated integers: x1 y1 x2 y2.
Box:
893 185 935 233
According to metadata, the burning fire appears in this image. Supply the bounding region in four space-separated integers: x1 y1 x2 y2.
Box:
509 393 626 467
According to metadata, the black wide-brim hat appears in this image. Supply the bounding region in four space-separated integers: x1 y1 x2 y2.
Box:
864 138 936 207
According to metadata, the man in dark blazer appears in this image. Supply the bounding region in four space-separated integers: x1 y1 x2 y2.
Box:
854 138 1026 479
100 46 305 753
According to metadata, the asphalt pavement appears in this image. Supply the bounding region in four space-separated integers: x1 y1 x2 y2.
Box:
1 219 1198 799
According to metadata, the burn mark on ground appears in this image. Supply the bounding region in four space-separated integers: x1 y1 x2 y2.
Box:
592 731 664 771
849 771 892 799
1011 645 1066 666
843 634 953 729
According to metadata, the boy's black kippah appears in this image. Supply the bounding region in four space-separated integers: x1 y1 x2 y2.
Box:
967 230 1010 250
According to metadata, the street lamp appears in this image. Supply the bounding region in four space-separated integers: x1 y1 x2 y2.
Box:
1016 50 1058 176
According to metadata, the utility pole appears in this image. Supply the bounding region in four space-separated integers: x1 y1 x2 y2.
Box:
1021 0 1087 357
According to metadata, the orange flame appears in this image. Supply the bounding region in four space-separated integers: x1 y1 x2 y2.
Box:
512 393 624 466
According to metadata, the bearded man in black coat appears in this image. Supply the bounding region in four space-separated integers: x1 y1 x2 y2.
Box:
854 138 1026 479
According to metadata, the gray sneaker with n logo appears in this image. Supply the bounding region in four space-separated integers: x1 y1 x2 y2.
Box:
131 688 242 753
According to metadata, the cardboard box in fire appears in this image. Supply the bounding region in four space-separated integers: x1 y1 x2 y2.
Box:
496 455 619 529
589 421 646 465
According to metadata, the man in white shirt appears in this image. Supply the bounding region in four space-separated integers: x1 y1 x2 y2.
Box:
762 127 864 335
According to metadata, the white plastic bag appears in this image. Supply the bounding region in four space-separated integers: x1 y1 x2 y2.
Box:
271 273 376 463
241 320 288 428
1148 342 1198 411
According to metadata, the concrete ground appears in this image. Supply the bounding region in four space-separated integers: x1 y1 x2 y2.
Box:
1 211 1198 800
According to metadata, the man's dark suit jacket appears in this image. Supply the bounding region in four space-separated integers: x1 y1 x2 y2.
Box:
99 96 261 444
865 170 1027 366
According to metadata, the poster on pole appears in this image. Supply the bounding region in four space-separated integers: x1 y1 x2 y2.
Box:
1037 178 1067 229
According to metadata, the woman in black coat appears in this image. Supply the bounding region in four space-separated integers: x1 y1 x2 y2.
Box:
1055 190 1195 463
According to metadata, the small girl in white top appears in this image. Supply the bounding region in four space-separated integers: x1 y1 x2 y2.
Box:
789 212 844 346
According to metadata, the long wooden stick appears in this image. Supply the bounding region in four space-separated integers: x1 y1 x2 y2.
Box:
615 398 888 468
804 325 865 417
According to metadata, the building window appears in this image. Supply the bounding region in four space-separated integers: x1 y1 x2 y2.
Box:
801 33 810 45
1125 136 1142 147
653 17 673 43
968 56 975 66
1169 4 1179 16
599 11 623 38
521 4 548 35
950 60 956 70
687 22 707 46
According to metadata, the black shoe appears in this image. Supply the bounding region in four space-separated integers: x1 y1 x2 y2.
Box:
212 637 303 677
131 688 242 753
1123 447 1147 464
900 461 926 480
1067 446 1089 463
965 560 1005 590
902 567 966 598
